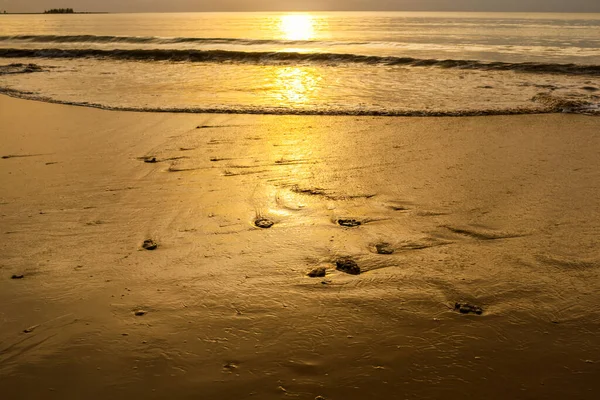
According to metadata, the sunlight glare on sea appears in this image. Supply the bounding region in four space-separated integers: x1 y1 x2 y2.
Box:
272 66 322 106
279 14 316 41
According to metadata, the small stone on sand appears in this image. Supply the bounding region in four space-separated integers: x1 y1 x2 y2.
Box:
11 274 24 279
454 302 483 315
375 243 394 254
255 218 274 229
223 362 238 372
338 219 361 227
142 239 158 250
143 157 157 163
307 267 326 277
134 310 147 316
336 258 361 275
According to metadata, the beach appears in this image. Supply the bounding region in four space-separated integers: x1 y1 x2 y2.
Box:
1 94 599 399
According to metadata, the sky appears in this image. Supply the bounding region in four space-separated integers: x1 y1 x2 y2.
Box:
2 0 600 13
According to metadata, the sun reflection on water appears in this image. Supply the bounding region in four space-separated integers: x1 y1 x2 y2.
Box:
272 67 321 106
279 14 315 41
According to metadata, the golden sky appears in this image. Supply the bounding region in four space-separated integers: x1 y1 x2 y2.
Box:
2 0 600 13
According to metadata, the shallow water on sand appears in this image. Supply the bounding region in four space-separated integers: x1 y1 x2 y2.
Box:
2 56 599 116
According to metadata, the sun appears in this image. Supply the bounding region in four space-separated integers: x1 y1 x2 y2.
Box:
279 14 315 41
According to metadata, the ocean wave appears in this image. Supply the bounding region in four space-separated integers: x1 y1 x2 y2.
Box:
531 93 600 113
1 47 600 76
0 63 43 75
0 34 349 46
1 87 598 117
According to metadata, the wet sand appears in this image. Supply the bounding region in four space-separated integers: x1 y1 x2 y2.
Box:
1 95 599 399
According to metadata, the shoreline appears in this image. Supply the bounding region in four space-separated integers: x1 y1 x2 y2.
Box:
0 92 595 117
1 95 599 399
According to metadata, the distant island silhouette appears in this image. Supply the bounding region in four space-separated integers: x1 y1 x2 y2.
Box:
0 10 109 15
44 8 75 14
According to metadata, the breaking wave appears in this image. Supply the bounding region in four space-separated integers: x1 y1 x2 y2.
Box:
1 86 598 117
1 47 600 76
0 34 348 46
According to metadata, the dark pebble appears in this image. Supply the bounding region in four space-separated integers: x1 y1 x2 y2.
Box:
338 219 361 227
144 157 157 163
223 362 238 372
307 267 326 277
134 310 147 316
11 274 24 279
336 258 361 275
255 218 274 229
375 243 394 254
454 302 483 315
142 239 158 250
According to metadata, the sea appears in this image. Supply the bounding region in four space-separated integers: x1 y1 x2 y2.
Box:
0 12 599 116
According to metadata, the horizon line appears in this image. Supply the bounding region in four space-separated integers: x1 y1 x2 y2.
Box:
3 10 600 14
